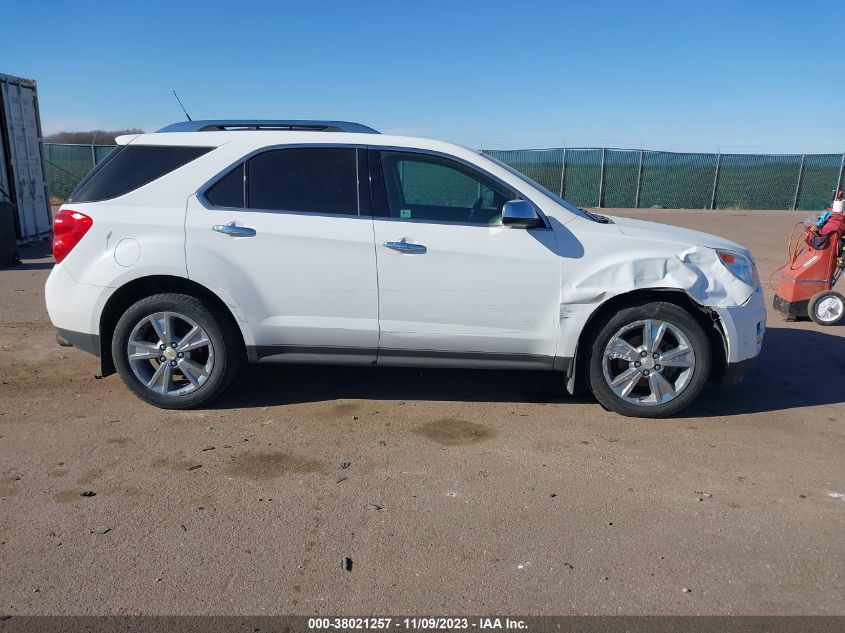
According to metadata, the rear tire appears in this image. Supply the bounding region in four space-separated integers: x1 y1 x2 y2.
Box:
112 293 242 409
587 301 711 418
808 290 845 326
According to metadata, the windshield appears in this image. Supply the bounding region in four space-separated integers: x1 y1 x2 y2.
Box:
482 154 595 220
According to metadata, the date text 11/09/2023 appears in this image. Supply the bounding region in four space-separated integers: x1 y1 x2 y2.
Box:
307 618 528 630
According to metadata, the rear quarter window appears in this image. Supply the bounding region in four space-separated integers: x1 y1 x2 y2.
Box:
205 164 245 208
68 145 212 203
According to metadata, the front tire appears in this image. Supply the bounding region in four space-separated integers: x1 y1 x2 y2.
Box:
112 293 242 409
587 302 711 418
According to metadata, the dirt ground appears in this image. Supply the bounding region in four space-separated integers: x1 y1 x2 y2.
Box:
0 209 843 616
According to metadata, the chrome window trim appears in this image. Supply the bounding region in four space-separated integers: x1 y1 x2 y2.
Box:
197 142 550 228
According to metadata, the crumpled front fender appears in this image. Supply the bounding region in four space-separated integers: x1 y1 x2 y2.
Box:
565 246 753 309
552 219 758 392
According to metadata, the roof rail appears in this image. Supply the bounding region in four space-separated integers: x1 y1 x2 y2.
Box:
156 120 379 134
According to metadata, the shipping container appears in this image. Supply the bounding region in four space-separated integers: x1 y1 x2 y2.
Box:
0 72 51 240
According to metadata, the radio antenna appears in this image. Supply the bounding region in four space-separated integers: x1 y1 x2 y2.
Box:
172 91 193 121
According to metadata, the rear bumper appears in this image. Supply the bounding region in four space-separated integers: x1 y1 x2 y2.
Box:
46 263 115 373
45 263 111 336
56 329 100 357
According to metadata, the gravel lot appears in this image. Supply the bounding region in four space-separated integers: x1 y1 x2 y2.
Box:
0 209 843 615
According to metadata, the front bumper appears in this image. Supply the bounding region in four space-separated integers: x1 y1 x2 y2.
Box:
712 285 767 364
722 357 756 386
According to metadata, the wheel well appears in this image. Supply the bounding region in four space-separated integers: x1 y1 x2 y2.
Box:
572 289 728 389
98 276 245 377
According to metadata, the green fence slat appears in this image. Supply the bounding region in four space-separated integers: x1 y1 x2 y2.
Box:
714 154 801 210
639 151 717 209
603 149 640 208
796 154 841 211
94 145 116 163
563 149 601 208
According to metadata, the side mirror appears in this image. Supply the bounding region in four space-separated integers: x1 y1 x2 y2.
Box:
502 200 542 228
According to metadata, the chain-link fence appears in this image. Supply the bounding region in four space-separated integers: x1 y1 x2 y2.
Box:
43 143 115 202
43 142 845 210
483 148 845 210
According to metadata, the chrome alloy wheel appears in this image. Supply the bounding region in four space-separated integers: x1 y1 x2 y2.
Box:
126 311 215 396
814 295 844 323
602 319 696 407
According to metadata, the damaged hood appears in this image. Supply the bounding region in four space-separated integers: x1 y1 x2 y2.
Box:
557 215 758 309
606 215 750 256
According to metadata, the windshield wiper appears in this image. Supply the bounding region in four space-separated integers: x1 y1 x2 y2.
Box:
582 209 613 224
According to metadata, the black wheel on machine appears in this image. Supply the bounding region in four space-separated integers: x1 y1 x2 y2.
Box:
808 290 845 326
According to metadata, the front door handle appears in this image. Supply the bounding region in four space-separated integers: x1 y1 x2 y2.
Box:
213 221 256 237
384 238 427 254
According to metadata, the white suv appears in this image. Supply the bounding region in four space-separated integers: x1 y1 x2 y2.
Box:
45 120 766 417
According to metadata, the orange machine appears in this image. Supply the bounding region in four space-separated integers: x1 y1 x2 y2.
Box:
773 211 845 325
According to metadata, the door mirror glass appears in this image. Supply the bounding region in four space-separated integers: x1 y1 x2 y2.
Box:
501 200 542 228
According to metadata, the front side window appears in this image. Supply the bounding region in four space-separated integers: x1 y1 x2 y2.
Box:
378 151 517 225
246 147 358 215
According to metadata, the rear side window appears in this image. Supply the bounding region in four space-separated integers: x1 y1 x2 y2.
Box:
205 163 245 208
246 148 358 215
68 145 211 203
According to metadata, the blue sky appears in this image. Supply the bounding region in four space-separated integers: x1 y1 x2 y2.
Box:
3 0 844 152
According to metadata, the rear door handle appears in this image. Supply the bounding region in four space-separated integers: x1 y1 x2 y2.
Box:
384 239 427 254
213 221 256 237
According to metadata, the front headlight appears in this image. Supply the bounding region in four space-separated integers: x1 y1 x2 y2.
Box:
716 249 759 287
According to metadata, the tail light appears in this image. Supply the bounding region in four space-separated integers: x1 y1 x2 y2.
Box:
53 209 93 263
